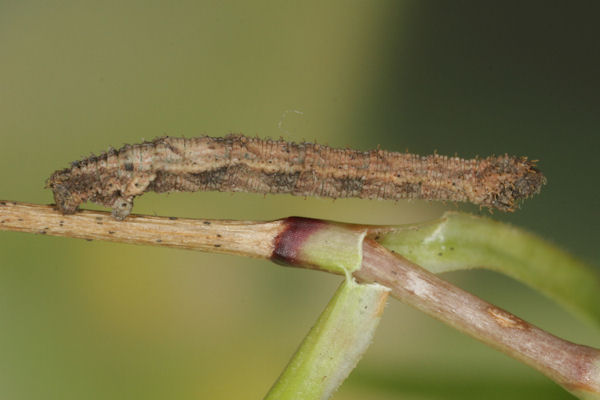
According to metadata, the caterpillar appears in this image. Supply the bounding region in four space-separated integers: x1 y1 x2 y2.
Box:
46 135 546 220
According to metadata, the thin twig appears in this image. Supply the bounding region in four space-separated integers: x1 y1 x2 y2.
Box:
356 239 600 396
0 201 282 258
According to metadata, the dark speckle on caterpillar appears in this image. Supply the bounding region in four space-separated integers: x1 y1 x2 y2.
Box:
46 135 546 220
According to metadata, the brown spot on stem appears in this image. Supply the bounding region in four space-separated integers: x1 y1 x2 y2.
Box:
271 217 327 266
487 307 529 330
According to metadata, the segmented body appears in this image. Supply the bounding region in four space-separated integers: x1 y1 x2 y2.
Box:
46 135 545 219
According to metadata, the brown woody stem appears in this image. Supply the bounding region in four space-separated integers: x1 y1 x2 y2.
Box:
355 239 600 397
0 201 281 258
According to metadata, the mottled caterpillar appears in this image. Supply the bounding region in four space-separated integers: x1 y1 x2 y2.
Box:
47 135 545 220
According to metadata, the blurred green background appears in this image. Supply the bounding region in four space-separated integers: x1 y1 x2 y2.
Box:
1 1 599 399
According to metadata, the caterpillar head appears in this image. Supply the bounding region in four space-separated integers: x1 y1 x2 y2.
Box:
45 169 83 214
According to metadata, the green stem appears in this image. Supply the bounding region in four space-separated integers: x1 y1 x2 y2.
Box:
265 279 389 400
373 212 600 326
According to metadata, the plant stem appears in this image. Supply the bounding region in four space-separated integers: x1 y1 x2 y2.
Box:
355 239 600 398
265 279 390 400
371 212 600 326
2 200 599 397
0 201 280 258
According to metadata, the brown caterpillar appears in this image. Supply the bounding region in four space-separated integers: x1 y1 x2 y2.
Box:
46 135 546 220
